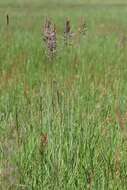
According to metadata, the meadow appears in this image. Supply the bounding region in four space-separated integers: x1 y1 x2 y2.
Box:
1 0 127 189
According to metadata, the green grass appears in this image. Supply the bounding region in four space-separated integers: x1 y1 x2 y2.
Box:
1 0 127 189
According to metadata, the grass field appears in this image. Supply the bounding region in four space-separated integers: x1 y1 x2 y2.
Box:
1 0 127 189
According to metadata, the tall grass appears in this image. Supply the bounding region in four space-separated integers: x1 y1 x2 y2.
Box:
1 1 127 189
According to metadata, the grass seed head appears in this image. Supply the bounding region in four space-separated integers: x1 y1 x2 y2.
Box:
39 133 48 155
43 18 57 59
6 14 9 25
78 17 87 36
64 17 72 45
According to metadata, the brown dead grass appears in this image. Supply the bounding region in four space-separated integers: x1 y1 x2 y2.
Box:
0 52 28 91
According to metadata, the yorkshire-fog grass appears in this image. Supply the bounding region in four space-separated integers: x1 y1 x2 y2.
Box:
1 0 127 189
